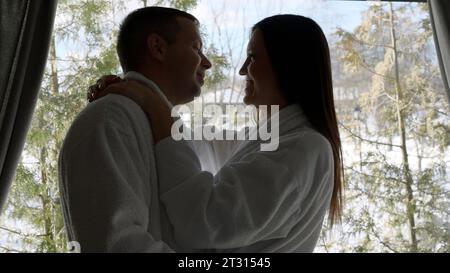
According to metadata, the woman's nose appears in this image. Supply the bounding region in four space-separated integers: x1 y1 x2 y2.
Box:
239 62 247 75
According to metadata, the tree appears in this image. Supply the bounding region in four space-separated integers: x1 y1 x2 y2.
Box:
318 2 450 252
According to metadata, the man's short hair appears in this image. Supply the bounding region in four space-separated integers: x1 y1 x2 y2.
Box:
117 6 198 72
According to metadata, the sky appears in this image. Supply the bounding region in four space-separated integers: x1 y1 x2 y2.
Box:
55 0 373 72
189 0 369 69
55 0 422 73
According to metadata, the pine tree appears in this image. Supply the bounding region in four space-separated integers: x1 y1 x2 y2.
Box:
320 2 450 252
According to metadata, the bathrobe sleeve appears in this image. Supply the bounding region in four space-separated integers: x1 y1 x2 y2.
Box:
155 131 333 249
189 126 245 174
59 97 173 253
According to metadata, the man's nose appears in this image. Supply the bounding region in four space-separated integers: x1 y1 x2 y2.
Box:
202 54 212 69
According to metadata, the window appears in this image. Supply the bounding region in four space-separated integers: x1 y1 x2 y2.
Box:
0 0 448 253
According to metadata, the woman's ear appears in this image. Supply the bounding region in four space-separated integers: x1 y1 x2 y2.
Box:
146 33 167 62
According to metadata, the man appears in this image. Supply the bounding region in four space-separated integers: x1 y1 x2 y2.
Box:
58 6 211 252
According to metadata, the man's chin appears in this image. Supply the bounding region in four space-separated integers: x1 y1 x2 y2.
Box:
192 84 202 97
179 92 199 104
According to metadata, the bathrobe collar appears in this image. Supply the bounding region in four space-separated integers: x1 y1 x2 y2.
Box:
124 71 174 110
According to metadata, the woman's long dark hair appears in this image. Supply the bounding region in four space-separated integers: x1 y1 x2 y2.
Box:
254 15 343 226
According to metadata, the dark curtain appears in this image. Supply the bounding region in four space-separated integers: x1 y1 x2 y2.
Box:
429 0 450 104
0 0 57 213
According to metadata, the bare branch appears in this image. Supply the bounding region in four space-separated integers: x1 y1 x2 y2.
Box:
370 225 400 253
337 28 393 51
0 226 46 238
346 165 406 185
359 59 396 81
383 91 399 104
0 245 24 253
339 122 403 148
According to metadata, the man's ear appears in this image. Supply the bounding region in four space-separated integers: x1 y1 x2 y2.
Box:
146 33 167 62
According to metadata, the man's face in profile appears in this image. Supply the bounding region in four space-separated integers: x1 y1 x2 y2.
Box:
164 17 212 105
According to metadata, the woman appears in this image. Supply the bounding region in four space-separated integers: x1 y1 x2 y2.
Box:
90 15 343 252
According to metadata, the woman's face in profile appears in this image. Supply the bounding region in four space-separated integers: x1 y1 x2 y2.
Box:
239 29 287 108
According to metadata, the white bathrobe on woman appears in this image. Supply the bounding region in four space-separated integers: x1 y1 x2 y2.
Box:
157 103 335 252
